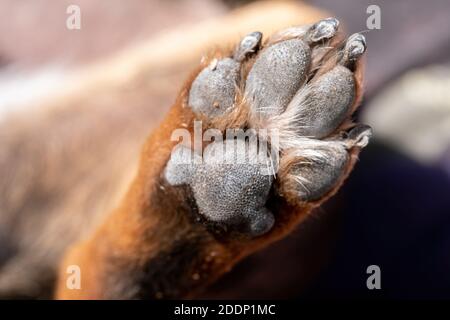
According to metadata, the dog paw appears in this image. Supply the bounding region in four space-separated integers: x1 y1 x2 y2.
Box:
165 18 371 237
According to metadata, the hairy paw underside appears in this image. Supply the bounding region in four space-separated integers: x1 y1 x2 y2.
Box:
165 18 371 237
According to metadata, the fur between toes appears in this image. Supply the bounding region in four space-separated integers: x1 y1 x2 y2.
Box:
166 20 370 237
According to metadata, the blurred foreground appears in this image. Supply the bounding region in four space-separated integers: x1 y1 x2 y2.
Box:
0 0 449 298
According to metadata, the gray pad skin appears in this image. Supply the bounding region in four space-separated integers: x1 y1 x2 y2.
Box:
292 65 355 138
188 31 262 118
173 23 370 237
244 18 339 118
287 125 372 201
165 138 275 237
289 144 348 201
188 58 240 118
245 39 311 117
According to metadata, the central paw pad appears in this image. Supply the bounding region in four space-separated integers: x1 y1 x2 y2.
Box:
165 18 371 237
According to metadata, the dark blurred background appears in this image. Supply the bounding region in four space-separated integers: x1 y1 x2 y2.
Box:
1 0 449 299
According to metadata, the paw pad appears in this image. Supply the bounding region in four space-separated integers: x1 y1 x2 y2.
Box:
166 138 274 236
166 18 371 237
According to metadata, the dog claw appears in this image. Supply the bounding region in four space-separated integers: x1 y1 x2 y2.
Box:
339 33 367 68
305 17 339 44
234 31 262 62
168 19 370 236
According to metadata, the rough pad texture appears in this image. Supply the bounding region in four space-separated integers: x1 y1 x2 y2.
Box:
166 18 371 237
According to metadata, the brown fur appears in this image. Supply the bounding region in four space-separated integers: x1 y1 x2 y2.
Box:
56 46 365 298
0 1 350 299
